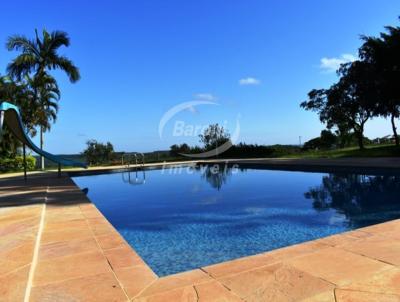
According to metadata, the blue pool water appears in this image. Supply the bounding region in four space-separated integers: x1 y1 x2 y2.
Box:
72 165 400 276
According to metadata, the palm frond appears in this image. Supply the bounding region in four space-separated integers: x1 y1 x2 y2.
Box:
54 56 80 82
6 54 37 80
6 35 39 56
47 30 70 51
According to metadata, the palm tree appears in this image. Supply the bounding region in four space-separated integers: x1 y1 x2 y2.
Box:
27 74 61 164
6 29 80 169
6 29 80 82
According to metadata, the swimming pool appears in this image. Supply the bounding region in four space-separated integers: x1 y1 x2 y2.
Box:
72 164 400 276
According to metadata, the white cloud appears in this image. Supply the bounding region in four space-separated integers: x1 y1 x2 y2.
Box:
320 53 357 73
194 93 217 101
239 77 261 86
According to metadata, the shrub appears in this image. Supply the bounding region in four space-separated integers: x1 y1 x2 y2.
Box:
303 130 338 151
83 140 115 166
0 155 36 173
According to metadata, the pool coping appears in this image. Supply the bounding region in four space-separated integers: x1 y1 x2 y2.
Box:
2 159 400 300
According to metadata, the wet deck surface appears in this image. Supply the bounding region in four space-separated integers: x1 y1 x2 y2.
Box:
2 159 400 301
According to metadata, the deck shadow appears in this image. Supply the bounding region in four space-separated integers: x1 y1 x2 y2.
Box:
0 173 91 208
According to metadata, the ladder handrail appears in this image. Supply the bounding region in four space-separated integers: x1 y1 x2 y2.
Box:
121 152 145 168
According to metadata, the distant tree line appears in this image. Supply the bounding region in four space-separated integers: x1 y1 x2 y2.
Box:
170 123 301 158
301 18 400 150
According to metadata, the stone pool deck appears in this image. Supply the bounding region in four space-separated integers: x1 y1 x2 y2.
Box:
2 159 400 301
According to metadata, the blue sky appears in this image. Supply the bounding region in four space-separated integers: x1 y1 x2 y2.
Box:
1 1 399 154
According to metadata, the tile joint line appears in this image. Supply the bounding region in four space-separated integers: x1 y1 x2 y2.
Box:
24 186 48 302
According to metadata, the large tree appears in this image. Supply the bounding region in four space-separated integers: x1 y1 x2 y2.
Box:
199 123 231 151
6 29 80 169
301 61 377 150
360 20 400 145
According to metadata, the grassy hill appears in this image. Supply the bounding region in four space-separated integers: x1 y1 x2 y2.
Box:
282 144 400 159
30 144 400 171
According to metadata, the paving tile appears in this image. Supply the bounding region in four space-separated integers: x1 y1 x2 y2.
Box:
39 237 99 260
104 245 145 269
0 226 37 253
0 241 35 276
44 210 85 223
46 205 82 214
218 262 334 302
287 247 393 286
341 234 400 266
266 240 329 262
360 219 400 240
133 286 197 302
44 218 88 232
79 203 97 211
203 252 276 279
345 230 374 239
33 250 111 286
138 269 212 297
81 208 105 219
114 265 157 299
45 207 83 220
335 288 400 302
30 272 128 302
131 281 244 302
203 240 328 279
300 290 336 302
40 226 93 244
79 203 102 215
0 265 30 301
195 281 243 301
96 232 126 250
0 216 39 237
316 231 372 247
340 267 400 296
0 205 41 225
87 217 116 235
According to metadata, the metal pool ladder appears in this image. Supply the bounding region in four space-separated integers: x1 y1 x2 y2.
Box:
121 153 146 185
121 153 145 169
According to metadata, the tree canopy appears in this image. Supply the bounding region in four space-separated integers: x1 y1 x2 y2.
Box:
199 123 231 151
301 17 400 149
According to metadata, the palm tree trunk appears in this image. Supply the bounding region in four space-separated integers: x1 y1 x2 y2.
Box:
391 114 399 146
40 126 45 170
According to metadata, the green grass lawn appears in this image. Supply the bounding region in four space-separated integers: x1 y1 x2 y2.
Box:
2 144 400 176
282 144 400 159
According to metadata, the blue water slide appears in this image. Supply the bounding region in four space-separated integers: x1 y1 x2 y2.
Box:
0 101 87 169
